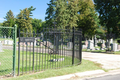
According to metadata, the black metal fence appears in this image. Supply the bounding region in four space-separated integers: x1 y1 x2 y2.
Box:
18 27 82 75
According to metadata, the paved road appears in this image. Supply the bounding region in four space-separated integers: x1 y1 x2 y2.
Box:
2 45 73 56
66 69 120 80
87 74 120 80
82 52 120 69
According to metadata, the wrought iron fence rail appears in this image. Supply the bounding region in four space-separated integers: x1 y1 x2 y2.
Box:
17 27 82 76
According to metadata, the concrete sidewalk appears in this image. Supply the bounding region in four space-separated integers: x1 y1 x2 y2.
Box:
37 70 105 80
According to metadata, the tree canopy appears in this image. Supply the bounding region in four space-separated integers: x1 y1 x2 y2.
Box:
16 6 36 33
31 18 45 33
45 0 79 29
94 0 120 37
77 0 99 37
45 0 99 37
3 10 15 27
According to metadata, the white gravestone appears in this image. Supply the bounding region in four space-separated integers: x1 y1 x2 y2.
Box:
4 40 8 45
87 40 94 50
113 43 118 52
94 35 97 47
67 42 73 49
110 39 113 43
8 40 13 45
82 45 87 49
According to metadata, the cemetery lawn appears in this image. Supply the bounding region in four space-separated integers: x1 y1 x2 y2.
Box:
4 59 103 80
0 49 79 76
1 50 103 80
114 51 120 54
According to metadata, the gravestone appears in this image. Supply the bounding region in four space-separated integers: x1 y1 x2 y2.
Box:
85 40 88 48
98 39 101 43
111 43 113 51
34 38 37 46
4 36 6 39
94 35 97 47
101 40 105 50
118 45 120 51
50 45 53 48
105 40 108 48
67 42 73 49
40 42 43 47
87 40 94 50
82 45 87 49
111 43 118 51
87 41 90 49
8 40 13 45
110 39 113 43
113 43 118 51
4 40 8 45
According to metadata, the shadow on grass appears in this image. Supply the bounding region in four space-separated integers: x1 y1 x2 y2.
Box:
0 69 11 73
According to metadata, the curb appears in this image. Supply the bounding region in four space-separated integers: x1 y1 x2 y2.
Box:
80 69 120 80
36 70 105 80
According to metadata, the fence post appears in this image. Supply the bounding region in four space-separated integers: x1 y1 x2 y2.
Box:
72 27 75 65
79 29 82 63
13 25 17 76
18 29 20 76
32 31 35 72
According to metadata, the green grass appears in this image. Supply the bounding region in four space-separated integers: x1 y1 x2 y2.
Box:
0 49 13 76
3 59 103 80
114 51 120 54
0 49 80 76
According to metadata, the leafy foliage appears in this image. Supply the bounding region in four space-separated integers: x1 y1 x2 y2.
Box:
16 6 36 33
94 0 120 37
0 23 3 26
45 0 79 29
45 0 99 36
67 0 79 29
3 10 15 27
45 0 55 27
77 0 99 37
31 19 46 33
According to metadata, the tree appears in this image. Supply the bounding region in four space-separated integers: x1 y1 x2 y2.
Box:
3 10 15 27
77 0 99 38
94 0 120 37
45 0 55 27
45 0 79 29
67 0 79 29
31 18 43 33
16 6 36 33
2 10 15 38
54 0 69 29
94 0 120 50
0 23 3 26
95 26 106 39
